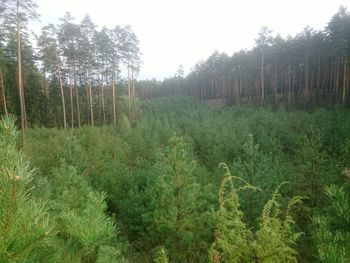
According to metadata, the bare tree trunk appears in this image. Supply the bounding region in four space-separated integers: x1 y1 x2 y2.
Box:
73 62 81 128
254 78 258 105
273 65 277 110
0 68 8 116
87 60 94 126
304 54 309 108
128 62 131 120
112 64 116 125
75 85 81 128
342 53 347 106
310 66 315 107
292 69 296 106
336 58 340 102
100 70 106 125
55 49 67 130
17 0 25 144
21 69 27 127
98 75 102 125
68 51 74 128
321 70 326 105
317 55 321 105
132 63 135 110
288 64 291 106
330 62 334 105
238 79 242 104
261 50 265 101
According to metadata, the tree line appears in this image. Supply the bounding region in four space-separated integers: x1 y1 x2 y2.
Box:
138 6 350 110
0 0 141 133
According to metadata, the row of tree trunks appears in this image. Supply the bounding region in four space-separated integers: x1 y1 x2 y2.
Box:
147 57 348 108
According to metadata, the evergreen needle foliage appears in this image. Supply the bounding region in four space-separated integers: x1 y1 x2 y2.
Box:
0 116 53 262
313 185 350 262
9 96 350 262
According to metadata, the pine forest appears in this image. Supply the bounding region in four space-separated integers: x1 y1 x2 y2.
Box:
0 0 350 262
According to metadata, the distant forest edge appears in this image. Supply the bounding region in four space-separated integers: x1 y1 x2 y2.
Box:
138 6 350 110
0 2 350 129
0 0 140 129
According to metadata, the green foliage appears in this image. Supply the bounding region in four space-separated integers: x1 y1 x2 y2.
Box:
209 164 256 262
143 135 214 262
254 185 304 263
210 164 303 263
24 127 129 255
153 246 169 263
34 163 126 262
96 245 127 263
20 97 350 262
62 192 117 260
0 116 53 262
313 185 350 262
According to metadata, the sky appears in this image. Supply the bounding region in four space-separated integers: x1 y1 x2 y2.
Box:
33 0 350 80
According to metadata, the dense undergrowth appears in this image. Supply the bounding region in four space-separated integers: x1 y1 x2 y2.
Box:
1 97 350 262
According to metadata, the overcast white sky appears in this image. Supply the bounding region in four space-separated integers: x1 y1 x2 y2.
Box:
33 0 350 80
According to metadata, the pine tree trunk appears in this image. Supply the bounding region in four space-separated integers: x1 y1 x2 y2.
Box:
239 79 243 104
112 64 116 125
128 62 131 120
73 62 81 128
304 54 309 109
75 85 81 128
55 49 67 130
261 50 265 101
342 53 347 106
211 79 214 99
0 68 8 116
132 63 135 110
336 58 340 102
68 52 74 128
288 64 291 106
98 77 102 125
330 62 334 105
273 66 277 110
292 69 296 106
87 64 94 126
310 67 314 107
317 55 321 105
17 0 25 144
254 79 258 105
21 70 27 128
100 70 106 125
